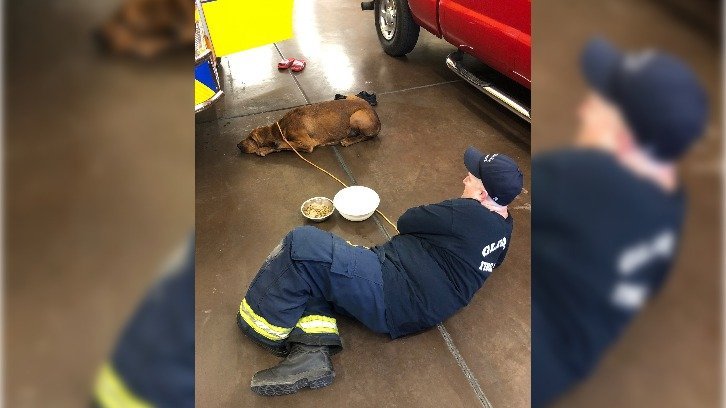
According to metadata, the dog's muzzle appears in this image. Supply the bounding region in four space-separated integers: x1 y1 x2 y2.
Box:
238 137 259 153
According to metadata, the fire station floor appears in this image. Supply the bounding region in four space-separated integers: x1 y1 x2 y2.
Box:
195 1 531 407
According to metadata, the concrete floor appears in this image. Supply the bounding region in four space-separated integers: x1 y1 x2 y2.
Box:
534 0 721 406
195 0 531 406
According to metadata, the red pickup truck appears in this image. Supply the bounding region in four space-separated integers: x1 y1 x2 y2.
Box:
364 0 531 120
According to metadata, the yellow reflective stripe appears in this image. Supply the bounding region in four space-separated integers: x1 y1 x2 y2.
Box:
296 315 339 334
94 362 153 408
298 315 337 324
239 298 292 341
297 324 339 335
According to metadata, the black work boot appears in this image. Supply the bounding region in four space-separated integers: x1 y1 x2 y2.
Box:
250 343 335 396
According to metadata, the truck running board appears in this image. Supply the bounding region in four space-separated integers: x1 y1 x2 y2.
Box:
445 52 531 123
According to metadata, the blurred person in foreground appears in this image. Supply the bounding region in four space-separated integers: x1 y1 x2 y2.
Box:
532 38 707 407
92 238 194 408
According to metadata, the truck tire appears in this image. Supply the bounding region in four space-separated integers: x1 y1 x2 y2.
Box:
374 0 420 56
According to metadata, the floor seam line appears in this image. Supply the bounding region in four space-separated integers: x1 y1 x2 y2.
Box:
198 103 311 124
201 61 457 125
332 146 357 185
437 323 493 408
200 82 462 124
377 80 462 96
275 43 312 105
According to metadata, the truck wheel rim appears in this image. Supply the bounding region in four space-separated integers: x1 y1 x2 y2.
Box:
379 0 396 40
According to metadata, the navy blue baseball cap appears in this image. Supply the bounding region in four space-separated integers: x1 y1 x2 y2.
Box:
581 37 708 161
464 147 523 205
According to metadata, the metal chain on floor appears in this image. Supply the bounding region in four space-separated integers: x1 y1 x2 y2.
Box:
275 121 400 233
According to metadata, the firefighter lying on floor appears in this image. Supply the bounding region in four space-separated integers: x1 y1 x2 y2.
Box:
237 147 524 396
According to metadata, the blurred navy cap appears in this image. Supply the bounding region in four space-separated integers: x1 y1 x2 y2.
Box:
581 37 708 161
464 147 523 205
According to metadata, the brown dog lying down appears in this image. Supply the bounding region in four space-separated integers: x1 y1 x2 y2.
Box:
94 0 194 58
238 96 381 156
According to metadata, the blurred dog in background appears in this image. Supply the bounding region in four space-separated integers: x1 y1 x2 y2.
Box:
94 0 194 58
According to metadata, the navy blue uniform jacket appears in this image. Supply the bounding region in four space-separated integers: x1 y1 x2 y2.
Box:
372 198 514 338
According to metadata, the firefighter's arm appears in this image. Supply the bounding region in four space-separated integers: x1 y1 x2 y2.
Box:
397 201 454 235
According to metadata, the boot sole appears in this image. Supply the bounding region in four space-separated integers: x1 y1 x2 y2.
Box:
251 372 335 396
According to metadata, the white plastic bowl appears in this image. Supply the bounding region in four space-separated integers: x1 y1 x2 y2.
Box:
333 186 380 222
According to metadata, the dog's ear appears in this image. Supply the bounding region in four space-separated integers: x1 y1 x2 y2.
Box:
263 126 277 142
250 127 267 144
253 126 278 146
252 126 276 144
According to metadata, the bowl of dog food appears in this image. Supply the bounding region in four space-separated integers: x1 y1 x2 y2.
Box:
301 197 335 222
333 186 380 222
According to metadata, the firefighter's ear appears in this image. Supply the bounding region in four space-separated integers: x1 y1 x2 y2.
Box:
477 191 488 205
478 186 489 204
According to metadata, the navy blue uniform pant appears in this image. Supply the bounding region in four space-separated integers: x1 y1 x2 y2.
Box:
237 226 388 354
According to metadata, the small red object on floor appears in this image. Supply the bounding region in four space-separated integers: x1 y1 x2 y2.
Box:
277 58 295 70
291 59 306 72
